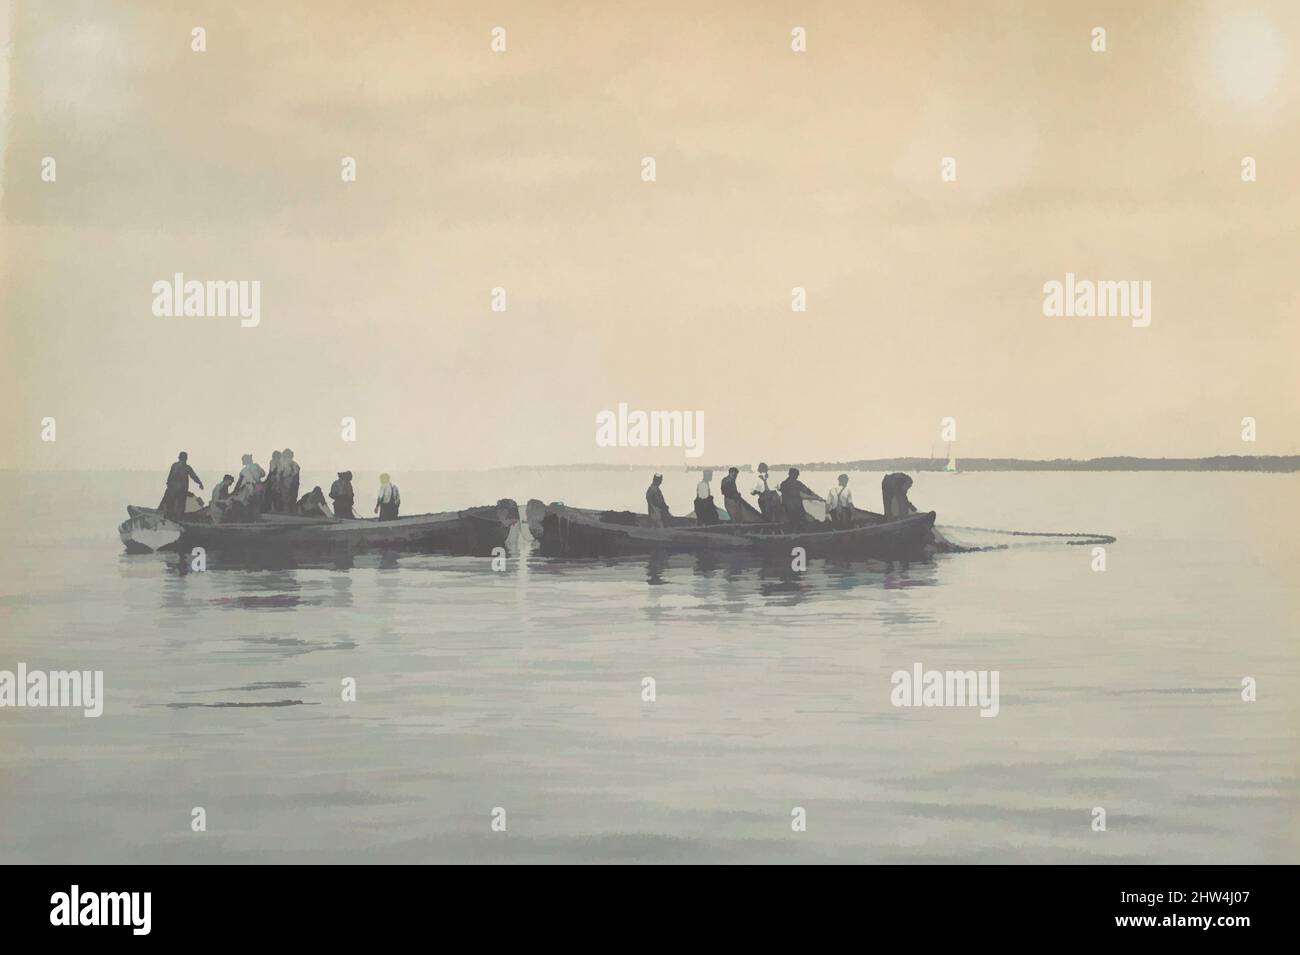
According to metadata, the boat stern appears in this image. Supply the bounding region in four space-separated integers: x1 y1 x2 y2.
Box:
119 510 184 553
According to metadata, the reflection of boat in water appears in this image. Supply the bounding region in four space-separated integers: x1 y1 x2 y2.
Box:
119 501 518 557
944 443 959 473
525 501 936 561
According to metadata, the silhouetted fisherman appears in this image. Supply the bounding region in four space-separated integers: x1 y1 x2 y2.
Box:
278 448 300 513
375 473 401 520
161 451 203 521
209 473 235 523
211 473 234 503
881 472 918 519
694 469 719 525
646 474 671 527
750 462 782 522
329 471 355 519
232 453 266 518
779 467 816 529
826 474 854 528
265 450 283 513
297 486 331 518
721 467 744 522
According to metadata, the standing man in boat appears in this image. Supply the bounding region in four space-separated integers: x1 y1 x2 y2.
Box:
721 467 745 523
750 462 782 521
265 450 283 513
693 469 719 525
375 473 401 520
161 451 204 521
779 467 817 530
329 471 355 519
232 453 266 518
826 473 854 527
645 473 671 527
279 448 301 514
881 472 917 520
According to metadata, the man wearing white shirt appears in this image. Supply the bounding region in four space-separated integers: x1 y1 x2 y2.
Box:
693 469 718 525
826 473 854 527
375 473 401 520
750 461 781 521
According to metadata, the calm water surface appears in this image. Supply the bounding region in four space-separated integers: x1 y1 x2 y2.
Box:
1 469 1296 863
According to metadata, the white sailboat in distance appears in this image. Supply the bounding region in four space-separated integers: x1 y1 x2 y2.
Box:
944 442 958 473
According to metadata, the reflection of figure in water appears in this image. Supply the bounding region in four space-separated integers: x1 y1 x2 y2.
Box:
694 469 719 525
209 473 235 523
779 467 817 529
644 552 670 586
232 453 266 519
750 462 783 522
297 486 331 517
279 449 301 513
161 451 203 520
375 473 400 520
329 471 355 519
881 472 917 519
826 473 854 528
265 450 283 513
721 467 744 523
645 473 671 527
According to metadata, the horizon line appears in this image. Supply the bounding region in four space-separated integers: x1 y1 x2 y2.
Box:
3 453 1299 474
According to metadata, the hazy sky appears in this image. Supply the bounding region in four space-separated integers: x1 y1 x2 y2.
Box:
2 0 1298 471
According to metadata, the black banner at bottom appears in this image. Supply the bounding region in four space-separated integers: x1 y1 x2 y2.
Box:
7 864 1287 940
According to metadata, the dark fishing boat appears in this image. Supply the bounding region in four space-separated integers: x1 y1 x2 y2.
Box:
119 501 518 557
525 501 936 560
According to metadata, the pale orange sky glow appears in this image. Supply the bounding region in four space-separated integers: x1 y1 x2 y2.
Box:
2 0 1298 471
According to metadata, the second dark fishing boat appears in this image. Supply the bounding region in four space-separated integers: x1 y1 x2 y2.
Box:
525 501 936 560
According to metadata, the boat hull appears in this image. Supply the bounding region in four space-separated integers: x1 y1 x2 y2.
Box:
528 501 936 561
120 504 514 557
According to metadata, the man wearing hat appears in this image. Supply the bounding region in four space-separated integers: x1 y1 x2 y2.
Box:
375 473 401 520
826 473 854 528
161 451 204 521
750 462 782 522
329 471 355 519
779 467 818 530
720 466 745 523
645 473 671 527
693 469 719 525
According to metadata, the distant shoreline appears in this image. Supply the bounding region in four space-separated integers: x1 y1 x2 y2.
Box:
4 455 1297 474
792 455 1300 473
498 455 1300 473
